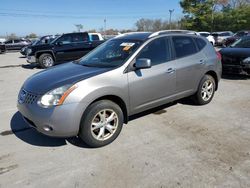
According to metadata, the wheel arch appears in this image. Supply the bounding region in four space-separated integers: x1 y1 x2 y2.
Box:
205 70 218 91
90 95 128 124
35 50 56 61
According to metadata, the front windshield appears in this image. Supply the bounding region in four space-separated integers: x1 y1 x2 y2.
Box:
77 39 142 68
31 39 39 46
230 37 250 48
50 35 61 44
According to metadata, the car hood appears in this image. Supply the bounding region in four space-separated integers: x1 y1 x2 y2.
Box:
23 62 113 94
30 43 53 51
220 48 250 57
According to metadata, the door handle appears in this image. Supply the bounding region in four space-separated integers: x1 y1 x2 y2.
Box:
199 59 205 64
166 68 175 74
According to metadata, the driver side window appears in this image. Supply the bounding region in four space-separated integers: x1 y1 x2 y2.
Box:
57 35 72 45
137 37 171 66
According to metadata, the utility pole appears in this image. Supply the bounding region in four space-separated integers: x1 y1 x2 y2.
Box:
169 9 174 30
104 18 107 36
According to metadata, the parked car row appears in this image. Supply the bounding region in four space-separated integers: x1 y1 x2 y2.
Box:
220 36 250 75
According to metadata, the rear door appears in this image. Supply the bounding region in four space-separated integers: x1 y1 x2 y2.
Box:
172 36 206 94
70 33 93 59
128 36 176 114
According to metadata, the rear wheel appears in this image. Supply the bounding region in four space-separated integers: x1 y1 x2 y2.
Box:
39 53 54 68
194 75 215 105
79 100 124 147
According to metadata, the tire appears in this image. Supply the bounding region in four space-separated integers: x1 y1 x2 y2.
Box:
38 53 54 68
79 100 124 147
194 75 216 105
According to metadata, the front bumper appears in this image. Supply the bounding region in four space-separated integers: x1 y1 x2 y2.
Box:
17 96 85 137
27 56 36 63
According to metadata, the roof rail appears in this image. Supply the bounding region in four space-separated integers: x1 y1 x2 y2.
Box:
148 30 200 38
114 31 150 39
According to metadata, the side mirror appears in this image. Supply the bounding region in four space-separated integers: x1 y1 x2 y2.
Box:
56 41 63 46
134 58 151 69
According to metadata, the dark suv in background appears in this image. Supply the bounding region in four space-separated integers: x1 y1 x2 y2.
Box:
223 30 250 47
26 32 104 68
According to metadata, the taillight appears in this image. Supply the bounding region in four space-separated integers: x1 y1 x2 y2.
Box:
216 51 222 61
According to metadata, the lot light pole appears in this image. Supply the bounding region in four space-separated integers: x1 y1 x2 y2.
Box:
104 18 107 36
169 9 174 30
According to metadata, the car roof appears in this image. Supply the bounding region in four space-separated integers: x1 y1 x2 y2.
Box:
114 30 200 41
115 32 152 41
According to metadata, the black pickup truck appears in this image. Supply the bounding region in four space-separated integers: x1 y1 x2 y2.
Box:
26 32 104 68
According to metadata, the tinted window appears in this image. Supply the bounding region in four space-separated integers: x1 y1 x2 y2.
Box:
194 38 207 50
5 40 13 44
91 35 100 41
57 35 72 44
219 32 231 37
231 37 250 48
137 37 171 66
72 33 89 43
14 39 21 43
172 36 197 58
200 33 209 37
79 39 141 68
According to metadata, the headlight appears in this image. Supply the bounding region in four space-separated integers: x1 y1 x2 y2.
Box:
243 57 250 64
27 48 32 55
38 84 77 108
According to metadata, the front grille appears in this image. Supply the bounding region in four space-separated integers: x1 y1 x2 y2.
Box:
18 89 38 104
24 92 38 104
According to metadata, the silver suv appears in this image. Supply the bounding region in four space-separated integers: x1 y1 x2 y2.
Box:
17 31 222 147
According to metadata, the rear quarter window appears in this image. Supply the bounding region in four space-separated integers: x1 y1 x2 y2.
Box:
172 36 197 58
194 37 207 51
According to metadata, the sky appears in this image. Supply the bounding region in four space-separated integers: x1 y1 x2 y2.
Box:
0 0 183 36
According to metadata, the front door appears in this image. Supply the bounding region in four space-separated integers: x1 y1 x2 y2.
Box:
128 36 176 114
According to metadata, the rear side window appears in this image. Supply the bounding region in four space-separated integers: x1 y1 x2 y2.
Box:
72 33 89 43
194 38 207 51
172 36 197 58
137 37 171 66
91 35 99 41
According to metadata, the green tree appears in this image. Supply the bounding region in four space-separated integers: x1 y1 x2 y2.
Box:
180 0 214 31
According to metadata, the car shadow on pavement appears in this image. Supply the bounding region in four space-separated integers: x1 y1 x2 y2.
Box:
222 74 250 80
129 102 178 122
10 112 91 148
21 64 42 69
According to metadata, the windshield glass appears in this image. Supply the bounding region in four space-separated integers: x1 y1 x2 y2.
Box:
231 37 250 48
50 35 61 44
200 33 209 37
77 39 142 68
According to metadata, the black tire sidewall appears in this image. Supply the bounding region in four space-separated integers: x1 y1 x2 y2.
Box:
39 53 54 68
79 100 124 147
195 75 215 105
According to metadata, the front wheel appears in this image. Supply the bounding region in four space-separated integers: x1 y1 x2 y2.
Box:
39 53 54 68
79 100 124 147
194 75 215 105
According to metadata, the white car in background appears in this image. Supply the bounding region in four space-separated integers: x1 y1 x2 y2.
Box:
212 31 234 46
198 32 215 46
89 33 104 41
